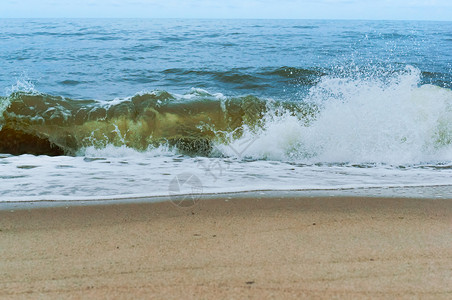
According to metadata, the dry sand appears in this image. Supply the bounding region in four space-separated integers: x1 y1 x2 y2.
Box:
1 196 451 299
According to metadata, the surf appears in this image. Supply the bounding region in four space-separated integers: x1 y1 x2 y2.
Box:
1 66 451 166
218 66 452 165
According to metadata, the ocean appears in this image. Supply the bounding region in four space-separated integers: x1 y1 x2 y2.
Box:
1 19 451 203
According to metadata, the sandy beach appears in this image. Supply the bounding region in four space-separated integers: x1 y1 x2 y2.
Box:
1 195 451 299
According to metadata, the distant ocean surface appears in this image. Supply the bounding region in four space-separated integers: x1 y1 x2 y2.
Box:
0 19 451 202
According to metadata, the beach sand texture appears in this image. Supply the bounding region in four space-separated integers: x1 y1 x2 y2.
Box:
1 196 451 299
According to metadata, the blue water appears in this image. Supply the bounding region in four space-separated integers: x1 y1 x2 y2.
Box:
0 19 451 202
1 19 451 99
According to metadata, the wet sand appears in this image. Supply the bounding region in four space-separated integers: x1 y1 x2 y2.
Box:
1 196 451 299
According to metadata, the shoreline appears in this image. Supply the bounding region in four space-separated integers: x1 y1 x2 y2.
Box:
1 195 451 298
1 185 451 211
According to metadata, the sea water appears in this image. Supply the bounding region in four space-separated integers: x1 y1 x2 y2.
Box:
0 19 451 202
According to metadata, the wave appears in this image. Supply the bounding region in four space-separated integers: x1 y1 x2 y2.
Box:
0 88 279 156
217 67 452 164
163 68 263 84
163 67 324 86
259 66 325 79
1 66 451 164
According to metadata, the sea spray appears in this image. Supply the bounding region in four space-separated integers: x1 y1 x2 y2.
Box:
216 67 452 164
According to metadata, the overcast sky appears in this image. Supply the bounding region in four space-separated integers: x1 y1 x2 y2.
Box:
1 0 451 21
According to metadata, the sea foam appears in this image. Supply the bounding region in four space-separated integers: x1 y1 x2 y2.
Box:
217 66 452 165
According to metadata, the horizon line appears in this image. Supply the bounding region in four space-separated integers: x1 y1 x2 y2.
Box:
1 17 451 22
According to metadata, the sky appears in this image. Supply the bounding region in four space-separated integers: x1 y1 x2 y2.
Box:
1 0 451 21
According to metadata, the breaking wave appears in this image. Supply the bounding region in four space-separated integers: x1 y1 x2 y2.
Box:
218 66 452 164
1 66 451 165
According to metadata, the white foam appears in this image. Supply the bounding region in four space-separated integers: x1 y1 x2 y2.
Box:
218 66 452 165
1 154 451 202
78 144 176 157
